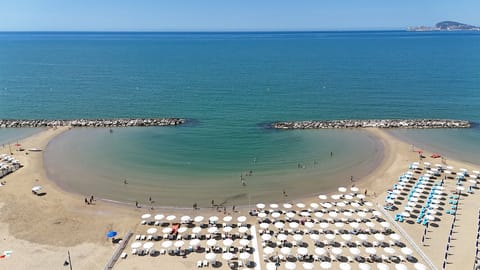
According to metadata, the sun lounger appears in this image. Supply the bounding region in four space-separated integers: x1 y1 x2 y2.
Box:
120 252 127 259
202 260 209 267
131 249 137 255
197 260 203 268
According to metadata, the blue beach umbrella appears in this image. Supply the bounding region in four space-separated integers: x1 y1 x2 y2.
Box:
106 231 117 238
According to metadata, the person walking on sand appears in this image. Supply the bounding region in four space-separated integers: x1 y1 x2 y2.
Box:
135 200 139 208
84 198 89 205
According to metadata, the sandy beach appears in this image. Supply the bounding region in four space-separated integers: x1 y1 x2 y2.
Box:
0 127 479 269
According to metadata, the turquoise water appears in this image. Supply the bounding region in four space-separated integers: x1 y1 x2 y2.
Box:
0 128 42 146
1 31 479 206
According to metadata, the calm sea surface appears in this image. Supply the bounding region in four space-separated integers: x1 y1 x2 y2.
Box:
0 31 479 206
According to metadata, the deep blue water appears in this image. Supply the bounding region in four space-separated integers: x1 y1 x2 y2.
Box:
0 31 479 206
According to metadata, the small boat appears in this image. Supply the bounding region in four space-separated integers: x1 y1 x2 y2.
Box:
28 148 42 152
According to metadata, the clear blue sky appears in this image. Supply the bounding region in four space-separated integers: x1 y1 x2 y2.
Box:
1 0 479 31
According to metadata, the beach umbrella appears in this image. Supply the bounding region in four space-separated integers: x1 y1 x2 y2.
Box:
223 215 233 222
289 222 299 229
161 240 172 249
320 261 332 269
404 206 414 212
358 234 368 241
414 263 427 270
345 194 354 200
349 222 360 229
141 213 151 220
178 227 188 234
365 247 376 255
209 216 219 223
271 212 281 219
223 239 233 247
349 247 360 256
287 212 296 218
238 226 249 234
305 221 315 228
335 222 345 228
106 231 117 238
331 247 342 256
223 226 232 233
300 211 310 217
320 222 329 229
310 234 320 241
154 214 164 221
258 212 267 218
456 186 465 191
205 252 216 262
365 202 373 207
341 234 352 241
377 263 390 270
285 262 297 270
359 263 371 270
270 203 279 209
263 246 275 255
296 203 306 208
357 211 367 218
390 234 401 241
343 211 352 217
256 203 265 209
237 216 247 223
142 241 154 249
339 262 352 270
297 247 308 256
293 234 303 242
174 240 184 249
366 222 375 228
162 227 172 234
338 187 347 193
194 216 204 223
259 223 270 229
351 187 359 192
401 247 413 255
262 234 272 241
189 239 200 247
401 212 410 217
131 242 142 249
357 194 366 199
325 234 335 241
207 227 218 234
266 262 277 270
222 252 234 261
318 194 328 200
329 211 338 218
192 227 202 234
303 262 314 270
180 215 191 223
337 202 346 207
278 233 288 241
395 264 407 270
166 215 176 221
374 234 385 242
284 203 293 209
310 203 319 209
274 221 285 229
331 194 341 200
239 252 250 260
281 246 292 255
239 239 250 246
146 228 157 235
324 202 333 208
315 247 326 255
206 239 217 247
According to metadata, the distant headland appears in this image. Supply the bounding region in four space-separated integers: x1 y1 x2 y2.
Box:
408 21 480 32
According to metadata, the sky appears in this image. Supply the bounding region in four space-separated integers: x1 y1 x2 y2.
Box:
0 0 479 31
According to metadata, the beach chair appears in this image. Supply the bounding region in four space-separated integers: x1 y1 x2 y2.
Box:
131 249 137 255
140 235 146 240
197 260 203 268
202 260 209 267
160 249 166 255
135 234 141 240
120 252 127 259
147 235 153 241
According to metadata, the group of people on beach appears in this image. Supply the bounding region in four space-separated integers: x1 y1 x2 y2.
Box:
84 195 95 205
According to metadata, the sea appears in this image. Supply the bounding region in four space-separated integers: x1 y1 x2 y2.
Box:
0 31 479 207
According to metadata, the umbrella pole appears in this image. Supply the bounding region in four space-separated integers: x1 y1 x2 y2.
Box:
67 250 73 270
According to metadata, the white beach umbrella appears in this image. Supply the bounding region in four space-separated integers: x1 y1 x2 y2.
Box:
339 262 352 270
289 222 300 229
390 234 401 241
147 228 157 234
237 216 247 223
320 222 329 229
278 233 288 241
281 246 292 255
266 262 277 270
318 194 328 200
223 239 233 247
258 212 267 218
395 264 407 270
365 247 376 255
349 247 360 255
335 222 345 228
166 215 176 221
174 240 184 248
325 234 335 241
329 211 338 218
383 247 395 255
285 262 297 270
287 212 296 218
456 186 465 191
209 216 219 223
310 202 319 209
141 213 152 219
305 221 315 228
239 239 250 246
274 222 285 229
162 227 172 234
315 247 326 255
374 234 385 241
194 215 204 223
401 212 410 217
263 246 275 255
205 252 216 261
366 222 376 228
320 261 332 269
222 252 234 261
256 203 265 209
303 262 314 270
351 187 359 192
331 194 341 200
270 203 279 209
207 227 218 234
358 234 368 241
414 263 427 270
192 227 202 234
323 202 333 208
401 247 413 255
349 222 360 229
343 211 352 217
239 252 250 260
357 211 367 218
130 242 142 249
189 239 200 247
357 194 366 199
296 203 306 208
154 214 165 221
365 201 373 207
180 215 191 223
297 247 308 256
310 234 320 241
143 242 154 249
359 263 371 270
238 226 249 234
271 212 281 219
293 234 303 242
178 227 188 234
262 234 272 241
161 241 173 248
338 187 347 192
331 247 342 256
223 216 233 222
377 263 390 270
341 234 352 241
259 223 270 229
284 203 293 209
223 226 232 233
351 202 360 208
206 239 217 247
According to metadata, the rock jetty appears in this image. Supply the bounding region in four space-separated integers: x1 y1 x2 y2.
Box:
0 118 186 128
271 119 471 129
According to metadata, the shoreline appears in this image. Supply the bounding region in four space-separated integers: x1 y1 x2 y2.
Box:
1 127 479 269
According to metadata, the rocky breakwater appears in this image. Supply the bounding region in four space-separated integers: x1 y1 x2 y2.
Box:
272 119 471 129
0 118 186 128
